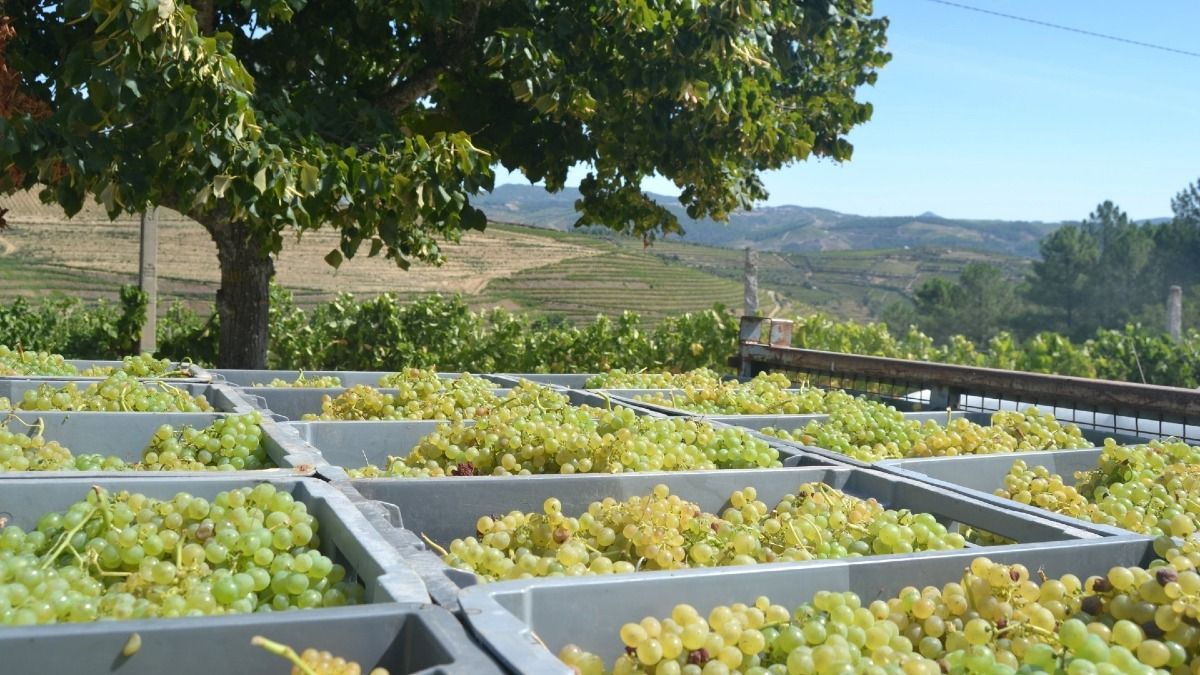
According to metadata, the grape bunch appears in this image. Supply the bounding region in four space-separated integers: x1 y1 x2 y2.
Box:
0 345 76 376
79 354 187 378
4 372 212 412
305 372 499 421
764 407 1090 462
0 413 267 473
0 483 363 626
256 373 344 388
438 483 966 582
140 412 268 471
347 385 780 478
253 636 389 675
634 373 826 416
559 546 1200 675
585 368 725 390
997 438 1200 537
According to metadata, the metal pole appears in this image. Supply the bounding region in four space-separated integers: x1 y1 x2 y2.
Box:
744 247 758 316
138 208 158 354
1167 285 1183 341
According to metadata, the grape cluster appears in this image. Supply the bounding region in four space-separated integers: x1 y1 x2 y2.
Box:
998 438 1200 537
305 372 498 421
79 354 187 378
634 373 825 416
585 369 725 390
0 484 363 626
253 636 389 675
256 373 344 388
438 483 966 582
347 384 780 478
4 372 212 412
141 412 268 471
0 413 268 473
0 345 76 376
560 546 1200 675
764 407 1090 463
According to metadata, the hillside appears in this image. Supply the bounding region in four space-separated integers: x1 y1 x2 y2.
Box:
0 188 1024 324
474 184 1062 258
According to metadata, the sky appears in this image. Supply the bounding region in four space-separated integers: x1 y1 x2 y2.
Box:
495 1 1200 222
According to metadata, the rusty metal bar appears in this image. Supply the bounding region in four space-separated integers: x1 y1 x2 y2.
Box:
739 342 1200 422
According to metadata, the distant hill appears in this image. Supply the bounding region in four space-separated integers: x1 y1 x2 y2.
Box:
475 184 1066 258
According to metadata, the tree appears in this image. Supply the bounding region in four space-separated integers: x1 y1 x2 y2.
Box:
909 263 1018 344
0 1 889 367
1027 224 1098 337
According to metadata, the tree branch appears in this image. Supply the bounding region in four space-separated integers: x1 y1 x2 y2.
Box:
194 0 215 35
378 0 484 114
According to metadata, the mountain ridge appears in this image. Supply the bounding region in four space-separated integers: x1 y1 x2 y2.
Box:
475 184 1068 258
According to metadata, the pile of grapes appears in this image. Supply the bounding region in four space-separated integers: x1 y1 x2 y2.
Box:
438 483 966 581
0 483 363 625
633 373 826 416
256 373 344 388
0 346 189 378
764 407 1090 462
0 345 76 376
560 538 1200 674
0 412 268 472
305 371 499 421
585 369 726 390
346 384 781 477
79 354 189 378
0 372 212 412
997 438 1200 537
253 636 389 675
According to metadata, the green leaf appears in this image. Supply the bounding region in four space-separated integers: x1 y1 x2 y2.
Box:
300 164 319 194
252 167 267 193
212 175 234 198
324 250 343 269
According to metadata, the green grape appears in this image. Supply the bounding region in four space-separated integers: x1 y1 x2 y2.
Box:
305 371 498 421
138 412 268 470
766 406 1092 463
997 438 1200 536
252 636 390 675
0 345 77 376
437 482 966 582
256 373 343 388
584 368 726 390
80 354 188 378
0 484 363 626
10 372 211 412
633 372 824 415
347 382 780 477
559 551 1200 675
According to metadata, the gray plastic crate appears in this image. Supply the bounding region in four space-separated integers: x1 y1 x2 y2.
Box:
0 603 504 675
712 411 1149 469
0 411 321 478
235 386 513 422
343 465 1101 612
877 448 1134 537
0 379 254 413
459 536 1157 674
0 359 211 383
208 369 510 388
0 476 428 603
271 414 817 483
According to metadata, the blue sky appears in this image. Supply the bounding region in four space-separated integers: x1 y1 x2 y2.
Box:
496 1 1200 222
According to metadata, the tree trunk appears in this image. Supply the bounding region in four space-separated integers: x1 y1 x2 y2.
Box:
203 218 273 368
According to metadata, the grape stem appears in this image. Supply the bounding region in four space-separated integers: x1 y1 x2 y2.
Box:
251 636 319 675
40 505 99 570
420 532 450 557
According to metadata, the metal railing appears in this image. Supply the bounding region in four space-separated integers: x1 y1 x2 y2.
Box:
735 317 1200 443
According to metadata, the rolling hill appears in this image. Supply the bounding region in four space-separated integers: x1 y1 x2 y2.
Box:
474 184 1063 258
